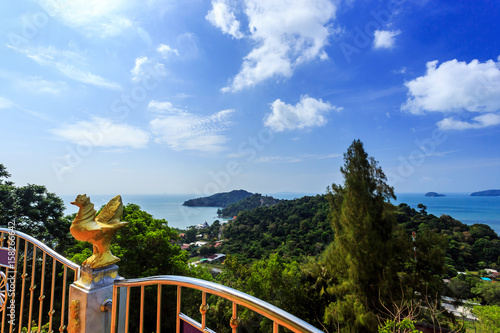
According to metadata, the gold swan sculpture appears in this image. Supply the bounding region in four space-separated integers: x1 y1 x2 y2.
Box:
70 194 128 268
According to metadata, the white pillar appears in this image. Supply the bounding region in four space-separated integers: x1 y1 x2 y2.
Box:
68 264 126 333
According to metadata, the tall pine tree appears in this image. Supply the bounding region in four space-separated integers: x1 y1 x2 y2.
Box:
323 139 399 332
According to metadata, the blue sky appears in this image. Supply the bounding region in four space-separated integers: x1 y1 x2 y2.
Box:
1 0 500 196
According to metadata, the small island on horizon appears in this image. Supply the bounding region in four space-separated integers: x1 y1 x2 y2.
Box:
470 189 500 196
425 192 446 197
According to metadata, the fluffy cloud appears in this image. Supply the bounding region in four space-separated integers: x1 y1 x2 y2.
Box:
148 100 183 113
51 117 150 148
38 0 133 38
206 0 244 39
150 103 234 152
403 58 500 114
131 56 166 82
208 0 337 92
157 44 179 58
437 113 500 130
373 30 401 49
264 95 340 132
403 57 500 129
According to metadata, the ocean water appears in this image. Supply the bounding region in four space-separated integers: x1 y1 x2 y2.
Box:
62 193 312 230
394 193 500 235
62 192 500 235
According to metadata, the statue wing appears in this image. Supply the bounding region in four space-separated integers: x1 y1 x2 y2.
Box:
96 195 123 224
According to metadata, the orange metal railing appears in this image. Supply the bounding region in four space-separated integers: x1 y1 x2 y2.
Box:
0 228 80 333
110 275 323 333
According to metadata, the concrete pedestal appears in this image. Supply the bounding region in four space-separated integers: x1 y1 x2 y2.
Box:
68 265 126 333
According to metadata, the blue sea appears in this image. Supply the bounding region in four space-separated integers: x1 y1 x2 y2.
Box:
62 192 499 235
394 193 500 235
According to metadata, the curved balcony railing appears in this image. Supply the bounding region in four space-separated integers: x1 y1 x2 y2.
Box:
110 275 323 333
0 228 80 333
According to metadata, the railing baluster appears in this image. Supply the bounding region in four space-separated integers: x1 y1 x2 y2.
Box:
200 291 208 330
274 321 279 332
18 239 28 333
156 285 162 333
37 252 46 332
27 246 37 333
176 286 181 333
48 258 56 333
110 285 118 333
139 285 145 333
125 286 130 333
59 265 67 333
230 301 238 333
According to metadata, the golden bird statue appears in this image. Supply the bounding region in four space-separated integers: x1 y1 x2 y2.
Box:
70 194 128 269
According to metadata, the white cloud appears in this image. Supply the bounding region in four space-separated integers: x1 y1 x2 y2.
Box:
216 0 337 92
51 117 149 149
21 77 68 94
264 95 340 132
0 96 16 109
402 58 500 115
57 64 122 90
255 153 340 163
437 113 500 130
131 56 149 82
206 0 244 39
373 30 401 49
157 44 179 58
38 0 133 38
255 156 303 163
7 44 121 90
148 100 184 113
131 56 166 82
150 106 234 152
393 67 407 74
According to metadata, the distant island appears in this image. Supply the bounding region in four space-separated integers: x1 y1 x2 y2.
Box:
218 193 280 217
425 192 446 197
183 189 253 207
470 189 500 196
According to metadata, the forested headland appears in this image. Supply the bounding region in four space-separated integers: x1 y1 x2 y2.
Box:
182 189 252 207
1 140 499 332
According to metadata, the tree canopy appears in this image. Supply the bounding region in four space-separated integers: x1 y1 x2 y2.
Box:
323 139 400 331
0 164 72 251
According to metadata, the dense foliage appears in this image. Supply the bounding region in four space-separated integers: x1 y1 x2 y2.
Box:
182 189 252 207
220 194 332 263
0 164 73 251
218 193 280 217
396 203 500 272
473 305 500 332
